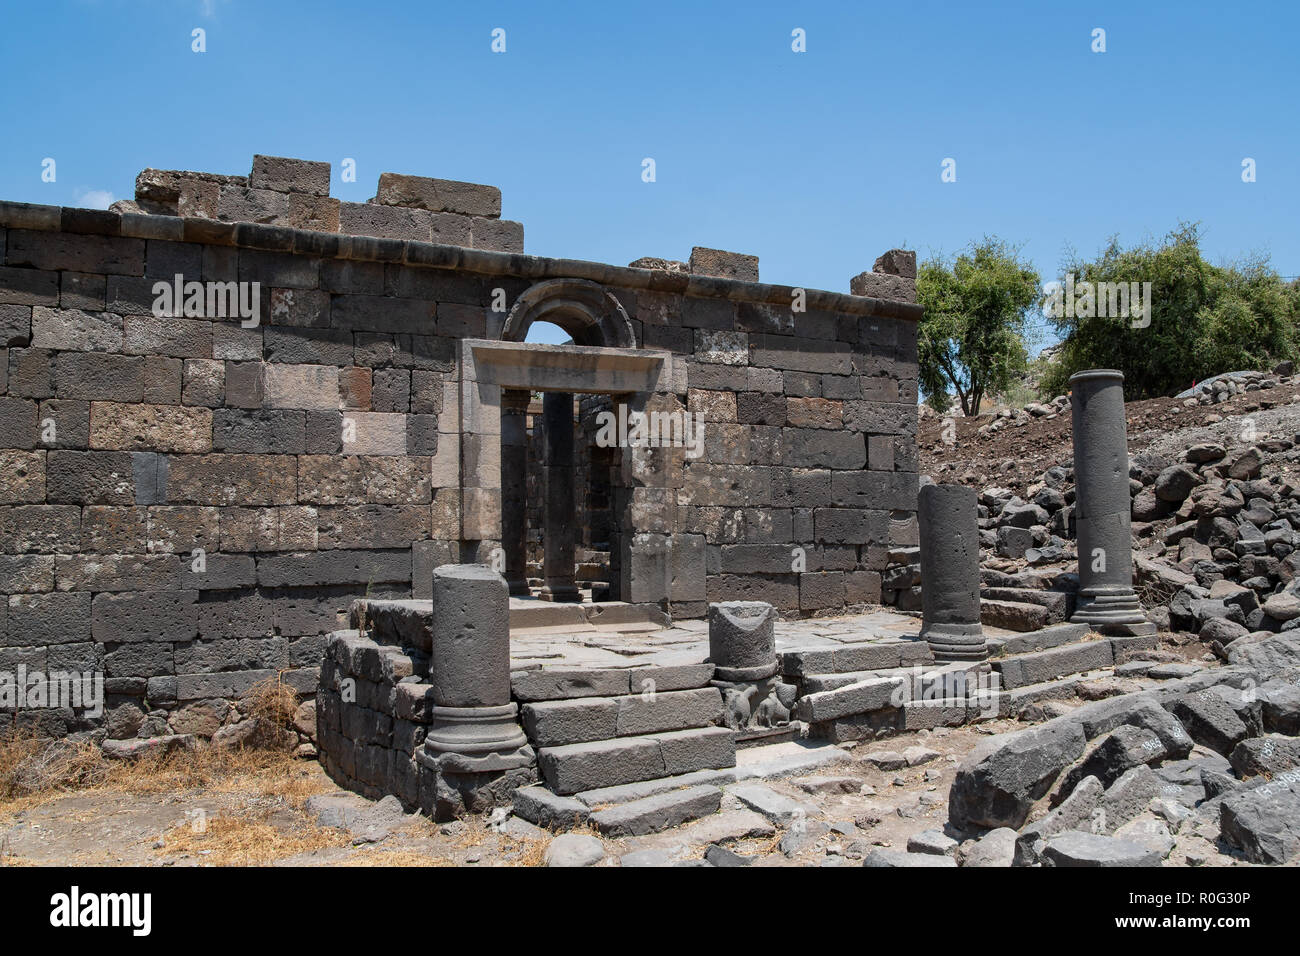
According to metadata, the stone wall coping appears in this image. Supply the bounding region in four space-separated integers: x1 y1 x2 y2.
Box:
0 200 923 323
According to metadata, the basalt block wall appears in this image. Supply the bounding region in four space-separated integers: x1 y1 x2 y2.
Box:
0 155 921 740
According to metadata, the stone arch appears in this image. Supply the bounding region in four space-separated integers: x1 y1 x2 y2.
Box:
500 278 636 349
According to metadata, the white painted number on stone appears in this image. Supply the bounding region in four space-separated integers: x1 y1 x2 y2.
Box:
1091 28 1106 53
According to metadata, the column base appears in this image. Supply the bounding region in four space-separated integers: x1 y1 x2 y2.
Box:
538 583 581 602
421 702 531 771
506 576 531 596
921 622 988 663
1071 588 1151 632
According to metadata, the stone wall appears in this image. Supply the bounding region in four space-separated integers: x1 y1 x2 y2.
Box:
0 153 922 741
316 615 432 807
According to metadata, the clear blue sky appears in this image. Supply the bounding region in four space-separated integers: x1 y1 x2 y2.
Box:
2 1 1296 352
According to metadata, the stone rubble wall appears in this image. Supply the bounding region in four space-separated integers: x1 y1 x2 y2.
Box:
119 156 524 254
316 623 434 807
0 154 923 743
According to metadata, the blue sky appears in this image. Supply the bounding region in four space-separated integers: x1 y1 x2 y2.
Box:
2 1 1296 351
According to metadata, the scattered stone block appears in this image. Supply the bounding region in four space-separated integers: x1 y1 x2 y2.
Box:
863 849 957 867
543 833 606 867
1040 830 1161 867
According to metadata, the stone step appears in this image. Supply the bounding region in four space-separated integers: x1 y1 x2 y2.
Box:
587 784 724 836
538 727 736 795
986 622 1091 657
509 601 589 631
576 768 736 807
980 599 1049 632
580 601 669 630
990 638 1115 689
993 673 1091 717
981 587 1073 624
780 639 932 678
520 751 854 836
510 662 714 702
521 687 723 748
795 675 906 724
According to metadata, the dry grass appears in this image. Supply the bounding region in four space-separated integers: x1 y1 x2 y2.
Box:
153 808 349 866
0 728 328 823
338 848 456 867
245 675 299 731
0 734 108 801
508 836 548 867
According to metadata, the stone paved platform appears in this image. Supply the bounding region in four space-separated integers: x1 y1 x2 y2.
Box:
507 603 1026 672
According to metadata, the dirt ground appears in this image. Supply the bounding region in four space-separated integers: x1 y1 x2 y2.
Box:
919 385 1300 492
0 718 1039 867
0 676 1248 868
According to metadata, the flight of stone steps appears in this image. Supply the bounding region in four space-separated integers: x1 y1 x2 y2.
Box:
784 623 1158 743
509 662 740 836
979 584 1074 632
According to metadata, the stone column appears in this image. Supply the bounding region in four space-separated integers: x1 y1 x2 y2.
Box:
539 391 580 602
499 389 530 596
708 602 797 733
918 483 987 661
421 564 530 766
709 602 778 681
1069 369 1152 634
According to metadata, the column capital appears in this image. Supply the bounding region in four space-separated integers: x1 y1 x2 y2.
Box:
501 388 532 414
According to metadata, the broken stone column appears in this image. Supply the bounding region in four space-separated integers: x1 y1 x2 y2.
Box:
707 602 797 735
540 391 580 601
1068 369 1153 635
499 389 530 596
418 564 534 819
918 483 987 661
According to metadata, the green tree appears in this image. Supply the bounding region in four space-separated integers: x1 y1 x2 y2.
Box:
917 239 1039 416
1040 223 1296 399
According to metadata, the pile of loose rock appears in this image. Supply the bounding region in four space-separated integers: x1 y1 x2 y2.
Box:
863 632 1300 866
975 422 1300 655
1179 367 1292 405
977 394 1071 437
